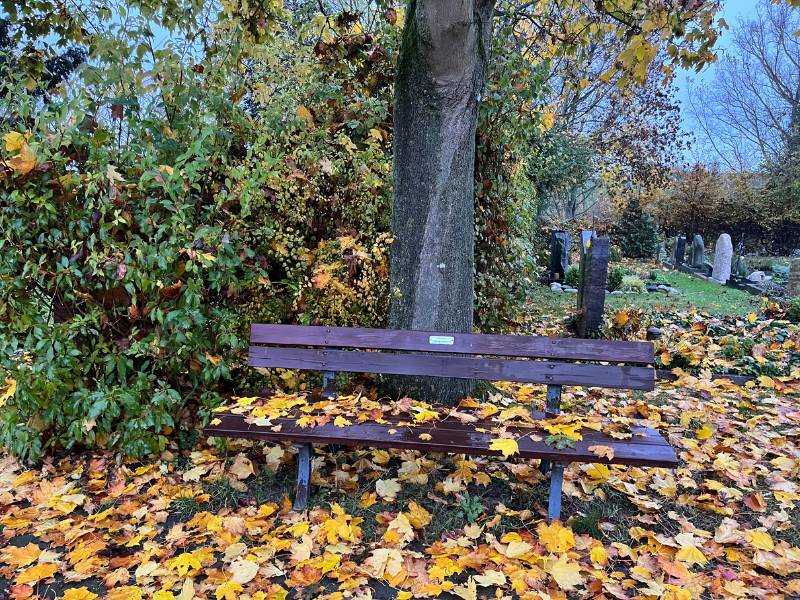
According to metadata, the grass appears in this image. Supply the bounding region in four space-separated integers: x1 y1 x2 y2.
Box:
527 261 759 324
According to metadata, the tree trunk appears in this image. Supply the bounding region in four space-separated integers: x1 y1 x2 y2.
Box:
387 0 494 404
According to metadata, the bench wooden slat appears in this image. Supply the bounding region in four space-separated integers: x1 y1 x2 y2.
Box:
250 324 654 364
248 347 656 391
205 413 679 468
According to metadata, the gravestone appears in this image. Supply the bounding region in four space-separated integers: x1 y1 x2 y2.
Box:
789 259 800 297
690 235 705 268
580 230 594 256
733 255 748 278
671 236 686 266
711 233 733 284
549 231 570 282
577 236 609 337
657 241 667 263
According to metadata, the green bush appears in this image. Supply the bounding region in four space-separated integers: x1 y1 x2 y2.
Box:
620 275 647 293
607 267 625 292
613 197 658 258
564 264 581 288
788 297 800 323
0 8 553 460
609 245 623 262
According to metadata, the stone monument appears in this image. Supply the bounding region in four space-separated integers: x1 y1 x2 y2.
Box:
577 237 609 337
711 233 733 284
789 259 800 297
549 231 570 282
690 234 705 268
671 236 686 267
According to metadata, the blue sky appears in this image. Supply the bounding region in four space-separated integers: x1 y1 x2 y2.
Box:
674 0 761 159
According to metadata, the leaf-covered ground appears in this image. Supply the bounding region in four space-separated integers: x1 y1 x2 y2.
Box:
2 311 800 599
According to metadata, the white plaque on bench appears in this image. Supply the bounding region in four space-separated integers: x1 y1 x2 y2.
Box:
428 335 455 345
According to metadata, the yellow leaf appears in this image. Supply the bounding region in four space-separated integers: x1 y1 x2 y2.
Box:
333 415 352 427
746 312 757 324
3 131 25 152
746 529 774 551
548 555 583 590
62 588 100 600
106 588 144 600
538 521 575 553
8 143 37 175
297 105 314 127
676 544 708 566
17 563 57 584
152 592 176 600
359 491 377 508
696 424 713 440
2 542 40 566
168 553 201 576
489 437 519 458
418 432 432 440
216 581 243 600
405 501 432 529
590 544 608 566
587 445 614 460
757 375 775 389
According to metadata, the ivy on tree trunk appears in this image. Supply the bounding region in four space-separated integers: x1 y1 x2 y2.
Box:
388 0 494 404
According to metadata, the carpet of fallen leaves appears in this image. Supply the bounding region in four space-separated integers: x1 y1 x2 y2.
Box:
2 311 800 600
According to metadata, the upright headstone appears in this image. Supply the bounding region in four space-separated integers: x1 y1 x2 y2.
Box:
580 230 594 256
577 237 609 337
711 233 733 284
788 258 800 297
671 236 686 267
690 235 705 268
549 231 570 282
657 241 667 263
733 255 748 278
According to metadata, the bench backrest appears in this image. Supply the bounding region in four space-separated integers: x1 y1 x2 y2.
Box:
248 324 655 391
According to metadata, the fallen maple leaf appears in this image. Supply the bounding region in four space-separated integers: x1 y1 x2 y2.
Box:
489 437 519 457
375 478 401 501
587 444 615 460
548 555 583 590
16 563 57 585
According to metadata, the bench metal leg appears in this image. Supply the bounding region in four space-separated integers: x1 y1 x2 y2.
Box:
293 443 312 511
540 384 563 475
548 463 565 521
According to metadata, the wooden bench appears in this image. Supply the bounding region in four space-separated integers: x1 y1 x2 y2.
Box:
204 324 678 519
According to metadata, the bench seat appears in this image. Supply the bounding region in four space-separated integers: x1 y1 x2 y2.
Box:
206 411 679 468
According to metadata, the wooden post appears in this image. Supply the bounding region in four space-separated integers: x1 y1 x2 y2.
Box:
577 237 609 338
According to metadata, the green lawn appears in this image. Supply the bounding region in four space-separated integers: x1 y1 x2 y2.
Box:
525 262 761 323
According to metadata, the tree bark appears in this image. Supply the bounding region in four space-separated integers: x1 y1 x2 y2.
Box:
388 0 494 404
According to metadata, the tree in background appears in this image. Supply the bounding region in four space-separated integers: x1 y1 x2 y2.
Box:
690 0 800 172
613 196 658 259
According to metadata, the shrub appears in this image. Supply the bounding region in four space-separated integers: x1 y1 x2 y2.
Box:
607 267 625 292
613 197 659 258
564 264 581 288
620 276 647 293
609 245 623 262
788 297 800 323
